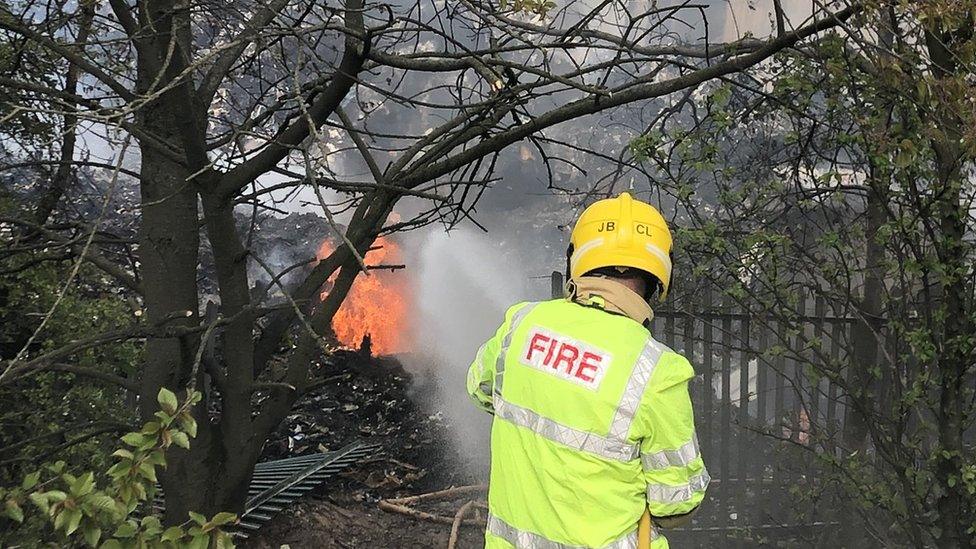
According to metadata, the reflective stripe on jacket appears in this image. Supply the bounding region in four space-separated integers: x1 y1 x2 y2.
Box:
467 298 708 548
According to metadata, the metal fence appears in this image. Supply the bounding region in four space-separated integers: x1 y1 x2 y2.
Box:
550 272 857 544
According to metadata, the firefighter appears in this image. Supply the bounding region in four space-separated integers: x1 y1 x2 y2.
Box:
467 192 708 548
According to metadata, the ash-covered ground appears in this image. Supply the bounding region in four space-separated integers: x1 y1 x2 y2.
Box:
243 350 488 548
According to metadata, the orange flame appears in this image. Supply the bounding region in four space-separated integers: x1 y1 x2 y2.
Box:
316 236 409 355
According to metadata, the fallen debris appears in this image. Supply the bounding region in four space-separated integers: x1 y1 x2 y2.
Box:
448 500 483 549
377 485 487 529
244 351 486 547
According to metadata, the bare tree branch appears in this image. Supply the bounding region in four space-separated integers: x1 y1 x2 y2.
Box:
197 0 293 105
0 15 136 102
216 0 368 201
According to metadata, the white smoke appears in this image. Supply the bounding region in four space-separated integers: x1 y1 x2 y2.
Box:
400 227 536 476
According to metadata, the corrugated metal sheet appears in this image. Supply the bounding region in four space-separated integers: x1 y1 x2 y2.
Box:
154 441 381 538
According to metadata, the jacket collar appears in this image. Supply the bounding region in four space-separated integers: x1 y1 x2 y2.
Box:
567 276 653 326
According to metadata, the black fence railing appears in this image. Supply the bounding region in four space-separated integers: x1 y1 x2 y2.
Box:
549 272 860 545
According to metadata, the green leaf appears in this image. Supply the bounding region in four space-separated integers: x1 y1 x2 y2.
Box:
113 520 137 538
137 460 157 482
46 490 68 503
157 387 179 415
214 530 236 549
22 471 41 490
53 507 68 531
64 508 83 535
209 512 238 527
141 514 162 536
131 481 147 502
161 526 184 542
100 540 123 549
178 414 198 438
72 472 95 497
4 500 24 523
121 433 145 447
146 450 167 467
29 491 50 513
186 534 210 549
85 494 118 516
112 449 134 460
188 511 207 525
106 462 130 480
83 525 102 547
171 431 190 449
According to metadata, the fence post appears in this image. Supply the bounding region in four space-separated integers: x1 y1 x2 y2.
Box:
550 271 564 299
812 296 827 439
701 288 715 509
827 316 842 455
756 320 769 480
737 302 750 488
719 294 732 526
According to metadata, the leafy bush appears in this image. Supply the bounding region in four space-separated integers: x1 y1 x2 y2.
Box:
1 389 236 548
0 227 141 488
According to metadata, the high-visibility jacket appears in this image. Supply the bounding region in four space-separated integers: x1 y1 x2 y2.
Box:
467 298 708 548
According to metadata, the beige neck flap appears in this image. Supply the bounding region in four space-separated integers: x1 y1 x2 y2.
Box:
567 276 654 326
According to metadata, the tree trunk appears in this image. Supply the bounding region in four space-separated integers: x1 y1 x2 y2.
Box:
156 421 256 523
931 144 970 549
924 21 975 549
137 134 213 522
844 178 885 452
134 0 244 523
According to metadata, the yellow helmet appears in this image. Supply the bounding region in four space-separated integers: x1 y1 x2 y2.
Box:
568 192 673 300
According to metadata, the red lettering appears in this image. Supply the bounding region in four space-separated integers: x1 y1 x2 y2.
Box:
543 336 559 366
576 352 603 383
526 332 550 361
551 343 580 374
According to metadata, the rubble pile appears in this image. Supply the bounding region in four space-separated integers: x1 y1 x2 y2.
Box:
260 350 479 497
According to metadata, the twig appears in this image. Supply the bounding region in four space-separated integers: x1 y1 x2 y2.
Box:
250 381 297 393
0 423 133 466
250 252 341 358
377 499 482 528
0 420 132 457
357 456 420 471
447 500 477 549
291 60 369 274
188 312 221 393
773 0 787 38
45 363 138 391
365 264 406 271
377 485 488 530
303 372 354 393
383 484 487 506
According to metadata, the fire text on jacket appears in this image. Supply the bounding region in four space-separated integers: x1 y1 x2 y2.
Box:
519 327 612 390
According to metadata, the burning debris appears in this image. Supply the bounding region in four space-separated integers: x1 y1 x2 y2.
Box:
316 236 411 355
